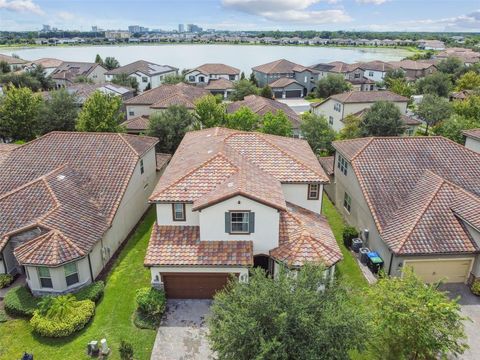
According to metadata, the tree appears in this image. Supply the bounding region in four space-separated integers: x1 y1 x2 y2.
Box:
434 114 479 144
29 65 55 90
225 106 260 131
0 85 43 141
453 94 480 120
111 73 139 92
73 75 94 84
162 74 186 84
315 74 351 99
249 72 258 86
44 294 76 320
229 79 259 101
94 54 103 65
240 71 246 80
260 110 293 136
338 114 362 140
0 60 10 74
194 95 225 128
437 56 464 75
260 85 273 99
0 73 42 91
300 112 336 154
209 265 367 360
387 78 414 98
147 105 196 153
103 56 120 70
384 69 406 86
416 94 453 135
455 71 480 91
76 91 125 132
39 88 79 134
360 101 405 137
366 270 468 359
416 72 452 97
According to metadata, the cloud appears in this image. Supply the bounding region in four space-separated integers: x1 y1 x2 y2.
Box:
356 0 388 4
56 11 75 21
222 0 351 24
0 0 44 15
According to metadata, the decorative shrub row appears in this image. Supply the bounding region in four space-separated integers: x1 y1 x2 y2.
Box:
4 286 40 317
30 299 95 337
74 281 105 302
134 287 166 329
471 280 480 296
0 274 14 288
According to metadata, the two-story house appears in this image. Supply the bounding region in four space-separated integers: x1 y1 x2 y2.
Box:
326 136 480 284
310 61 378 91
252 59 319 98
0 132 167 296
24 58 63 77
105 60 178 93
0 53 27 71
145 127 342 299
310 91 411 132
51 62 107 87
185 63 240 84
388 60 437 81
463 129 480 153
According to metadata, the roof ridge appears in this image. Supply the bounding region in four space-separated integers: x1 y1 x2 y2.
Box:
350 137 375 162
118 133 141 156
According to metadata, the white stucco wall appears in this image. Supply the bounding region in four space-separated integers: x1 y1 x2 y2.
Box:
363 70 385 82
465 137 480 153
126 105 153 119
88 66 107 84
156 203 200 225
198 195 280 255
281 183 323 214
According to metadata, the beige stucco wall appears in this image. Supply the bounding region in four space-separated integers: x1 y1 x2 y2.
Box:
156 203 200 225
281 183 323 214
465 137 480 153
126 105 154 119
88 66 107 84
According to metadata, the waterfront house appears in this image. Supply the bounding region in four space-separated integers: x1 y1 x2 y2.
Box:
51 62 107 87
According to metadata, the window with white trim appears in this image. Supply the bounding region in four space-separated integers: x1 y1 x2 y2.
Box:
129 110 134 116
142 76 148 83
38 267 53 288
329 116 334 125
172 203 186 221
140 159 144 174
65 262 79 286
308 184 320 200
189 75 195 82
337 155 348 176
230 212 250 233
344 192 352 213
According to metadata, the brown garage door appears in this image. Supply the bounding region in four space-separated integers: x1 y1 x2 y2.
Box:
162 273 231 299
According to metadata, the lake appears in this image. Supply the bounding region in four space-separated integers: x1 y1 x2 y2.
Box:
0 44 411 73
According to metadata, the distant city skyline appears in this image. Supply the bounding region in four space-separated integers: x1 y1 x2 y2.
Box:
0 0 479 32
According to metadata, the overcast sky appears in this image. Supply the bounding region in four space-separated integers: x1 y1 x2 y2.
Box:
0 0 479 32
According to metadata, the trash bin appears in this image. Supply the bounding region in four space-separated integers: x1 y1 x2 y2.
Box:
360 247 370 264
351 238 363 253
367 253 384 274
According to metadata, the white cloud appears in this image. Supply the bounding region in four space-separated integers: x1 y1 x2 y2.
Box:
0 0 44 15
222 0 351 24
356 0 388 4
56 11 74 21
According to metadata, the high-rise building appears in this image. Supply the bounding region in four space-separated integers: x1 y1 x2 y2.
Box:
178 24 185 33
42 24 51 32
187 24 202 33
92 26 98 32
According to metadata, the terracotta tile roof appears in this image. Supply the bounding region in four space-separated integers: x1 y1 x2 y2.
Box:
0 54 27 64
270 202 342 267
227 95 301 129
329 91 408 104
268 77 302 88
0 132 158 265
348 77 375 85
204 78 234 90
388 60 437 71
191 63 240 75
105 60 177 76
124 83 210 108
156 153 172 171
352 60 394 72
252 59 307 74
28 58 63 68
121 115 150 131
333 136 480 255
59 83 133 103
318 156 334 176
51 62 106 81
0 143 20 163
352 109 421 126
144 225 253 266
463 129 480 141
326 61 351 73
150 128 328 206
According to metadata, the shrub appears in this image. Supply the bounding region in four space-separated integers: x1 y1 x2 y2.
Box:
0 273 13 288
4 286 40 317
30 299 95 337
119 340 134 360
133 309 160 330
0 309 7 323
471 280 480 296
74 281 105 302
343 226 359 248
135 287 166 318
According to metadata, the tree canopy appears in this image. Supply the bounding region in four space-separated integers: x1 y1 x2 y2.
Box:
455 71 480 91
76 91 125 132
225 106 259 131
229 79 259 101
300 112 336 155
338 114 362 140
111 73 139 93
260 110 293 137
434 114 479 144
416 72 452 97
315 74 351 99
260 85 273 99
360 101 405 137
39 88 79 134
162 74 186 85
416 94 453 134
436 56 464 76
103 57 120 70
194 95 225 128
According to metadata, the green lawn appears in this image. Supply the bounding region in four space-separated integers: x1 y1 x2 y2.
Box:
322 195 367 288
306 97 323 103
0 207 157 360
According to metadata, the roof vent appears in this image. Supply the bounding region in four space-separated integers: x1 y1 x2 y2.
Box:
56 175 66 180
207 150 213 154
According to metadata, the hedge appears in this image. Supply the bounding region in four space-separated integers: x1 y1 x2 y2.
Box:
0 274 14 288
134 287 166 329
4 286 40 317
30 299 95 337
74 281 105 302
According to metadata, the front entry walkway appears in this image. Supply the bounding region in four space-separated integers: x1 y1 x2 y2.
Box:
151 300 214 360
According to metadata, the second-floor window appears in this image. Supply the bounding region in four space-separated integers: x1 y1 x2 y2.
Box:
308 184 320 200
172 203 186 221
337 155 348 176
38 267 52 288
140 159 144 174
329 116 334 125
142 76 148 83
226 211 254 234
343 192 352 213
334 103 342 112
369 71 374 76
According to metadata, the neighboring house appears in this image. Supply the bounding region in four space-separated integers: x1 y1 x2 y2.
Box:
436 48 480 66
105 60 178 93
0 132 170 295
450 90 474 101
351 108 421 136
252 59 320 97
227 95 302 137
121 115 150 135
350 61 394 83
418 39 445 51
123 83 210 119
388 60 437 81
204 78 235 99
331 136 480 284
463 129 480 153
51 62 107 87
317 156 335 201
24 58 63 77
0 54 27 71
310 91 409 132
185 63 240 84
145 127 342 299
44 83 134 106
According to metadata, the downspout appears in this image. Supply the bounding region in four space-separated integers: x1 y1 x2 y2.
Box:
87 253 94 282
387 252 394 276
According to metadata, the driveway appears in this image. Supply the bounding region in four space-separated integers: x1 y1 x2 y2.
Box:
151 300 214 360
440 284 480 360
276 98 311 114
